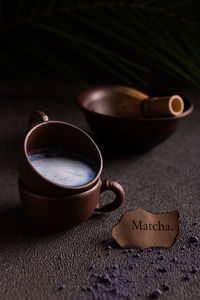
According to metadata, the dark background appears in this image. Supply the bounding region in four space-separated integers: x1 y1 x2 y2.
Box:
0 1 200 92
0 1 200 299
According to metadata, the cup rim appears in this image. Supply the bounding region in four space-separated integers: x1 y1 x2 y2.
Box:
24 120 103 191
18 177 101 199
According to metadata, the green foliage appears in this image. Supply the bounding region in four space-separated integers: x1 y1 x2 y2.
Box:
0 0 200 89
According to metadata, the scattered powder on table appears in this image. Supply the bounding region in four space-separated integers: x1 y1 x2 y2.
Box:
79 222 199 299
58 283 66 291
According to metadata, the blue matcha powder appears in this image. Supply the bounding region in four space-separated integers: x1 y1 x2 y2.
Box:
28 148 97 186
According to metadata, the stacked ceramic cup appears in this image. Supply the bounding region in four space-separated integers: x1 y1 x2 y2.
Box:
18 111 124 229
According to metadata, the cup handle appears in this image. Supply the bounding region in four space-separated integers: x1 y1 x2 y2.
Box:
95 180 125 212
28 110 49 130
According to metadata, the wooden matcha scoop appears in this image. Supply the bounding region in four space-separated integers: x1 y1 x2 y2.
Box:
113 87 184 118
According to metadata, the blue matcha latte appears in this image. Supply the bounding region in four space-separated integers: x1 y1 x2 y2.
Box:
28 148 97 187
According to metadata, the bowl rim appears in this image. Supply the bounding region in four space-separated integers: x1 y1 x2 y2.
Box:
77 85 194 122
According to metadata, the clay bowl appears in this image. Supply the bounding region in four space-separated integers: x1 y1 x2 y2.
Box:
77 86 193 153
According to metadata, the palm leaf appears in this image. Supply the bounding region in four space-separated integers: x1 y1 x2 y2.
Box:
0 0 200 91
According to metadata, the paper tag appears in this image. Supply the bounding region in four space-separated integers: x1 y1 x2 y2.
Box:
112 208 179 248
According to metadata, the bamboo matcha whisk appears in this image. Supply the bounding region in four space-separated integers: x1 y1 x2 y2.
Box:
113 86 184 118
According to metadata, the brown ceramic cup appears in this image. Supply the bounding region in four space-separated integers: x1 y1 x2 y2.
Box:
18 179 124 229
18 111 124 227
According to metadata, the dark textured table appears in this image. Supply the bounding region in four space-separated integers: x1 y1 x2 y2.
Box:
0 86 199 300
